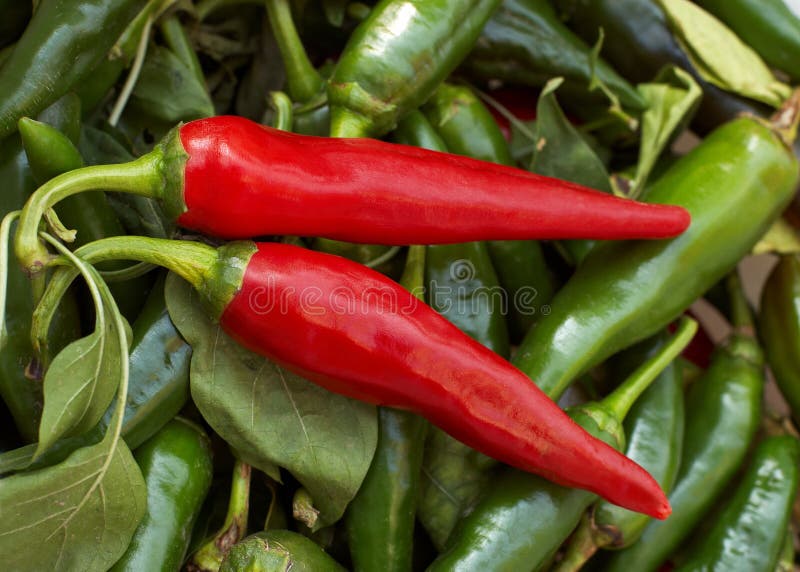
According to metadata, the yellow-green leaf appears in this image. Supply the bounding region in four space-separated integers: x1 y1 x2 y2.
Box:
658 0 791 107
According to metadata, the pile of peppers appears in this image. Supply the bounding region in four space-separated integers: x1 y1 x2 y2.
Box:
1 1 800 571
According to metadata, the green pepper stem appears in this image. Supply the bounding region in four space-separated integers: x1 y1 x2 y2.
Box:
771 88 800 146
57 236 216 291
188 459 251 570
265 0 324 103
15 150 164 275
269 91 294 131
603 317 698 420
726 269 754 331
550 512 600 572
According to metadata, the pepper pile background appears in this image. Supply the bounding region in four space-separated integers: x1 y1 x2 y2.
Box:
2 1 800 571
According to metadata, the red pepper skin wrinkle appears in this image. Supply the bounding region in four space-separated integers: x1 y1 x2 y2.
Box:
217 243 671 519
176 116 689 244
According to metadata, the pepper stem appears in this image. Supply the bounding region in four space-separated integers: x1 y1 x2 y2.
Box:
551 512 600 572
187 459 251 571
726 269 754 332
15 149 165 275
602 317 697 420
265 0 324 104
269 91 294 131
52 235 216 290
770 88 800 146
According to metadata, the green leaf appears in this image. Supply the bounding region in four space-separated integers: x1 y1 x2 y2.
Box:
658 0 791 107
164 273 377 529
0 432 146 572
530 78 612 194
0 240 145 572
35 302 129 458
632 66 701 197
131 45 215 123
417 430 494 550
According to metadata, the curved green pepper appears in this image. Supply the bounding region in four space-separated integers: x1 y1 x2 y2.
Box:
0 99 81 442
220 530 345 572
0 0 144 140
18 108 152 320
759 254 800 422
423 83 555 340
606 324 763 571
513 116 798 401
694 0 800 82
674 435 800 572
555 335 685 570
463 0 645 112
346 245 429 572
429 320 696 572
328 0 501 138
554 0 770 135
111 417 214 571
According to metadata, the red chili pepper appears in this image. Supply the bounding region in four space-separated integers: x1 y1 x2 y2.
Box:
45 237 672 519
16 116 689 274
176 117 687 243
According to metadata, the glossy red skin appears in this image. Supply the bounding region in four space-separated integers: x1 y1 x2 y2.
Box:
177 116 689 244
218 242 671 519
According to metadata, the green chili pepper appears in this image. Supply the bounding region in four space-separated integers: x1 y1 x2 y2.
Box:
0 0 144 140
513 112 799 401
694 0 800 82
18 109 152 320
220 530 345 572
346 245 428 572
554 0 771 135
673 435 800 572
554 334 685 571
111 417 214 571
0 99 81 442
759 254 800 422
328 0 501 138
605 276 763 572
463 0 645 112
113 272 191 449
428 318 697 572
422 83 555 340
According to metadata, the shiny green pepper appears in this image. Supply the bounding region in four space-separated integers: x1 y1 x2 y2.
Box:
463 0 645 112
0 0 144 139
220 531 345 572
111 418 213 571
514 116 798 401
674 435 800 572
606 329 763 572
759 254 800 423
328 0 501 138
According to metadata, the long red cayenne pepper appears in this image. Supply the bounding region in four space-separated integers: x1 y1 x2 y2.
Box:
16 115 689 275
36 237 671 519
